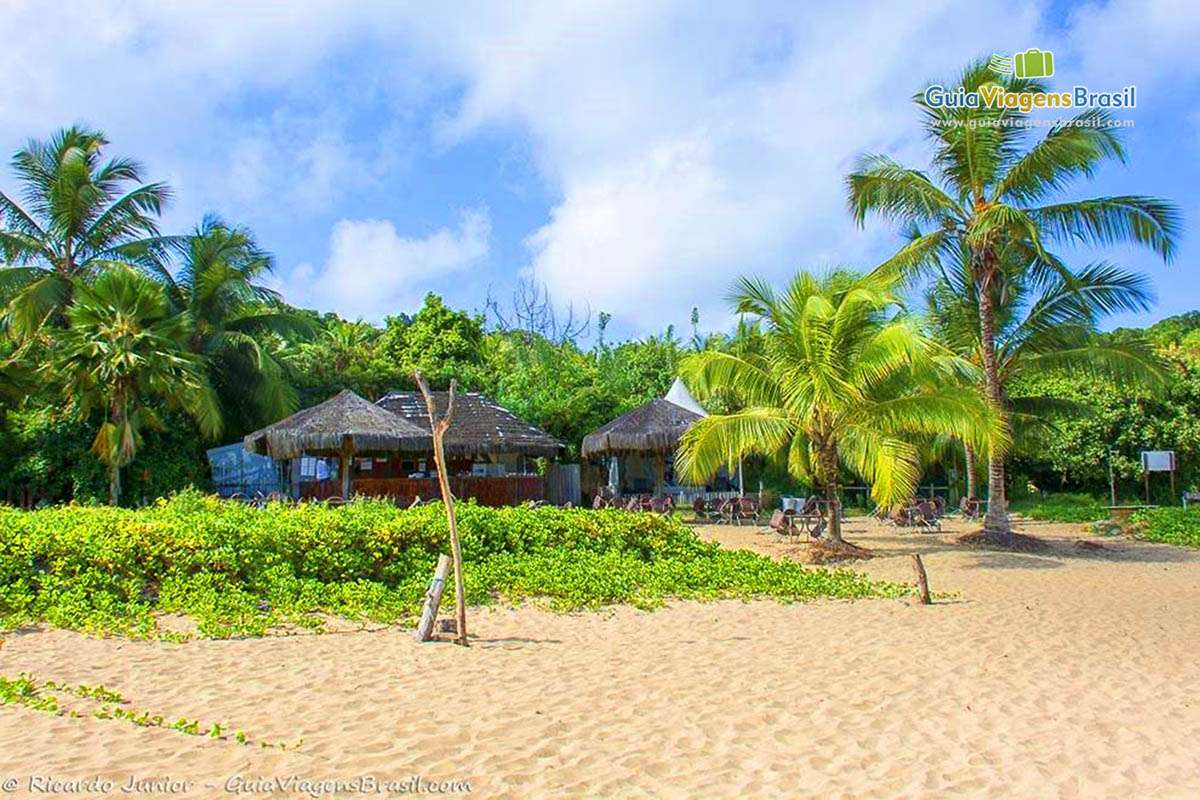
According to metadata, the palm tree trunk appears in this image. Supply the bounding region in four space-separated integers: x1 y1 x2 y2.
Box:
963 442 977 500
109 464 120 506
976 264 1010 539
819 447 842 543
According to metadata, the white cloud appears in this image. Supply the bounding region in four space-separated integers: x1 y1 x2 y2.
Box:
2 1 1197 331
284 209 491 319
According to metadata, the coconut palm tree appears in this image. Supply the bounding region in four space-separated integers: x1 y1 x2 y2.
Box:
0 126 173 337
924 246 1166 502
152 215 309 435
676 270 1000 543
45 265 221 505
847 60 1180 538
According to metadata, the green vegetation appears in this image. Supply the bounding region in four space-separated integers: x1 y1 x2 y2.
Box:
677 269 998 543
46 265 222 504
1009 492 1108 524
2 672 279 747
0 492 905 637
1131 507 1200 548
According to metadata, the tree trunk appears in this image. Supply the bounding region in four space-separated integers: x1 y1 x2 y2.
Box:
109 464 120 506
416 372 468 647
976 261 1010 539
819 446 842 543
963 442 977 500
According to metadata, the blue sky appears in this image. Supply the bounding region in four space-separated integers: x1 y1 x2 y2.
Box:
1 0 1197 341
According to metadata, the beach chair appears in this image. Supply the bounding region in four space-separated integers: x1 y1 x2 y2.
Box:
735 497 760 526
959 497 981 520
768 509 799 539
793 497 821 535
913 501 941 532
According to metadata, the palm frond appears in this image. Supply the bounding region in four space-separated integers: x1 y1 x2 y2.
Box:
1028 195 1181 262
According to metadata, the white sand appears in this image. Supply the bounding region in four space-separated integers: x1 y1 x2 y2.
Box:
2 517 1199 799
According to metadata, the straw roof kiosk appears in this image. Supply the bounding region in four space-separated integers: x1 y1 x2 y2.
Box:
244 389 431 499
582 379 708 497
377 391 564 460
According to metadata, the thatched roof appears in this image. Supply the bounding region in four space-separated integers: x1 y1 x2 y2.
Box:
581 398 703 457
244 389 431 460
377 391 564 457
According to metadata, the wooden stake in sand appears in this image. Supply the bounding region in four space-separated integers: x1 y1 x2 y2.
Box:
415 372 469 646
911 554 932 605
415 554 450 642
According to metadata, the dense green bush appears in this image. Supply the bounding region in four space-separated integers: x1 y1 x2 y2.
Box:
0 491 902 637
1130 507 1200 548
1012 492 1108 524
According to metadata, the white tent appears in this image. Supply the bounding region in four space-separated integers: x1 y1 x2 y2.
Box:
664 377 743 495
664 377 707 417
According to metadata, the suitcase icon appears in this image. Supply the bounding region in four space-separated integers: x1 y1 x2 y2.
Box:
1014 48 1054 79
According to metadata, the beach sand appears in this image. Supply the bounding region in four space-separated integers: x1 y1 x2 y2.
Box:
2 517 1199 798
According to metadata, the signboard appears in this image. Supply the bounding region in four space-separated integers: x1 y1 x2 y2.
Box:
1140 451 1176 472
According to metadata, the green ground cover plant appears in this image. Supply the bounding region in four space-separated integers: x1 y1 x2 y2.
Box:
0 491 905 637
1130 507 1200 548
1 672 281 747
1010 492 1109 524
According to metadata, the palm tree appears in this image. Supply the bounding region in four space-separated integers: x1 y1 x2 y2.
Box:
847 60 1180 538
924 247 1165 501
0 127 173 337
676 270 999 543
45 265 221 504
153 215 308 435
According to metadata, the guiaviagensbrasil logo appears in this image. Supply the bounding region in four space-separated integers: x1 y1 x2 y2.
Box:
924 48 1135 112
989 49 1054 79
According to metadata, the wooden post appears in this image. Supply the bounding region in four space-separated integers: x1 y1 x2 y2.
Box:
415 554 451 642
340 442 352 500
911 554 931 605
415 372 468 647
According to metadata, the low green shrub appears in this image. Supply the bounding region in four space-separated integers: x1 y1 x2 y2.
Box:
1130 507 1200 548
1013 492 1108 523
0 490 904 637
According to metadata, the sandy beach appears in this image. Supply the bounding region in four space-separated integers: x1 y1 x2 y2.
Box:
2 517 1199 799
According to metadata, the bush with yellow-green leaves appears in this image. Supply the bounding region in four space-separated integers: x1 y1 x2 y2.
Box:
0 491 905 637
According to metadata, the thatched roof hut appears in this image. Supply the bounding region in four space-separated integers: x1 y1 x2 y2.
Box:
581 397 703 458
245 389 431 460
377 391 564 458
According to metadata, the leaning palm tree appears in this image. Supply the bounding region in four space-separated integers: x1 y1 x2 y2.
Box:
154 215 308 435
676 270 1000 544
0 127 173 337
847 60 1180 538
924 246 1166 501
45 265 221 504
